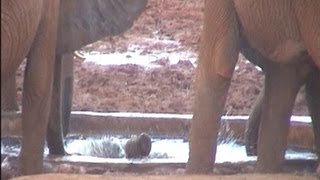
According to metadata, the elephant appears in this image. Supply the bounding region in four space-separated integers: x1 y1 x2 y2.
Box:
1 0 147 175
47 0 148 155
1 0 147 155
2 0 60 175
187 0 320 174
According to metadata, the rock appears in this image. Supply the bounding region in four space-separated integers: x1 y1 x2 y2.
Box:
53 164 86 174
124 133 152 158
1 157 16 180
89 137 122 158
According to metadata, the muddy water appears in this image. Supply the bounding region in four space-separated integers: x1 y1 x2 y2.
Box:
81 36 266 74
1 135 316 163
82 36 197 68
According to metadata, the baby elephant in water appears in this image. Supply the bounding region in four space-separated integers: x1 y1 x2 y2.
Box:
125 133 152 158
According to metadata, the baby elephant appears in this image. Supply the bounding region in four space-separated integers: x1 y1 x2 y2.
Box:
124 133 152 158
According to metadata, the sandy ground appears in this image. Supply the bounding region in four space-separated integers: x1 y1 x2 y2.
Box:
11 173 318 180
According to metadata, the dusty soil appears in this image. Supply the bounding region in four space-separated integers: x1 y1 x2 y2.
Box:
15 0 308 115
11 173 318 180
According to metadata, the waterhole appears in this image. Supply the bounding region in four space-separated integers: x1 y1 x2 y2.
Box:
1 135 316 163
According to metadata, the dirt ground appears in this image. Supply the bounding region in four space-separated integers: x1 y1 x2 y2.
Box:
15 0 309 115
11 173 318 180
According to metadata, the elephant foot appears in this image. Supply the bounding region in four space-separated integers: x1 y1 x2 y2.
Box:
256 165 282 173
256 158 283 173
245 141 258 156
47 136 66 155
186 159 213 174
48 147 66 155
46 130 66 155
19 152 43 175
317 164 320 177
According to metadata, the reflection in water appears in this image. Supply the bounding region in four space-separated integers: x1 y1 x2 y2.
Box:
1 136 316 163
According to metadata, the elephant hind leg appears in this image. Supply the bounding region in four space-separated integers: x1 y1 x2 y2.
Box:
256 65 303 173
186 0 239 174
245 87 264 156
305 69 320 160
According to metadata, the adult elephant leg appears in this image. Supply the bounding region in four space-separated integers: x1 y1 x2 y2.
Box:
1 75 19 111
61 53 73 137
245 87 264 156
20 0 60 174
186 0 239 174
46 54 65 155
257 65 302 173
305 69 320 159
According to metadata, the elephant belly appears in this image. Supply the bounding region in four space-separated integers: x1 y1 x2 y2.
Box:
1 0 43 81
234 0 306 64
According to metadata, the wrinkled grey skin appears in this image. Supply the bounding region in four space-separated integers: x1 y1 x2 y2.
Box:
187 0 320 174
57 0 147 54
2 0 60 175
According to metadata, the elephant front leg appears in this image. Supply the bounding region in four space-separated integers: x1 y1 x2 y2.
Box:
20 59 54 175
1 75 19 112
187 73 232 173
46 55 65 155
257 66 302 173
19 1 60 175
245 87 264 156
186 0 239 173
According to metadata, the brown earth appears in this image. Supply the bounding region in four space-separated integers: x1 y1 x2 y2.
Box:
11 173 318 180
15 0 308 115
